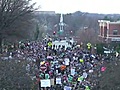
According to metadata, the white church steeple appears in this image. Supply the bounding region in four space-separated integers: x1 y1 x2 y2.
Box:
59 14 65 32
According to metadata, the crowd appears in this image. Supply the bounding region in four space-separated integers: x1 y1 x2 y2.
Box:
0 39 111 90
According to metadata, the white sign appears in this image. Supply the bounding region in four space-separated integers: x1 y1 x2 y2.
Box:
89 69 93 73
52 40 73 50
104 51 111 54
111 38 120 41
64 86 72 90
91 55 95 58
50 79 55 85
71 68 75 76
82 72 88 79
41 79 51 87
56 78 62 84
64 58 70 65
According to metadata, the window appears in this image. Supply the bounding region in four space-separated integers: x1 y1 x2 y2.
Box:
113 30 118 35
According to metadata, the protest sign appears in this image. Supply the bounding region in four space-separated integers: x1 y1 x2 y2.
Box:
71 68 75 76
50 79 54 85
45 74 50 79
68 75 73 82
82 72 88 78
101 66 106 72
64 86 72 90
41 79 51 87
89 69 93 73
56 78 62 84
78 76 84 81
64 58 70 65
80 59 84 63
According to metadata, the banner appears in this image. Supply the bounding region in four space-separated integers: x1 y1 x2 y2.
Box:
41 79 51 87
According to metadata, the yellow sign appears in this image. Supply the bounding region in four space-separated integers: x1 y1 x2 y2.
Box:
48 42 52 47
80 59 84 63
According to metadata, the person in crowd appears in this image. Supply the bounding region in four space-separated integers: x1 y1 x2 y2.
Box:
1 39 110 90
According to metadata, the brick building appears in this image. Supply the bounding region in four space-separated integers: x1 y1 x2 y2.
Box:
98 20 120 43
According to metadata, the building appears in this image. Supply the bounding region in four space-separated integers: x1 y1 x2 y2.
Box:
34 11 56 15
98 20 120 43
52 38 75 50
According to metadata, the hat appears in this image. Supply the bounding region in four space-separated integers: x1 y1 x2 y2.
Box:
40 61 45 65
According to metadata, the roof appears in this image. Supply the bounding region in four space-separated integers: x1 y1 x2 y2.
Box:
98 20 120 24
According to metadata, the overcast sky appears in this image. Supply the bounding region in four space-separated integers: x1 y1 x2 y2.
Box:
33 0 120 14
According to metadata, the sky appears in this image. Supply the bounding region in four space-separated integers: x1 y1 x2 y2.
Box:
33 0 120 14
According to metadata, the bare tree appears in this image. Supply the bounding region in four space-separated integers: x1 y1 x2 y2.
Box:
0 60 37 90
0 0 36 52
75 28 99 44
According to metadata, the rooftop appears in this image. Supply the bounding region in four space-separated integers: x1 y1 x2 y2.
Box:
98 20 120 24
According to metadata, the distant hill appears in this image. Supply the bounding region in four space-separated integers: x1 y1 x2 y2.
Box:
35 11 120 35
72 11 120 21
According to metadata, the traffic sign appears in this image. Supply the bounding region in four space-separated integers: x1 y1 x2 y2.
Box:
40 65 47 72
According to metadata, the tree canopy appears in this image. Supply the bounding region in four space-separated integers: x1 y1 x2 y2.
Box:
0 60 36 90
0 0 36 51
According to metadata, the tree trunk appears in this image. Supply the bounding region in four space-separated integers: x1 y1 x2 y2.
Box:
0 36 3 53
